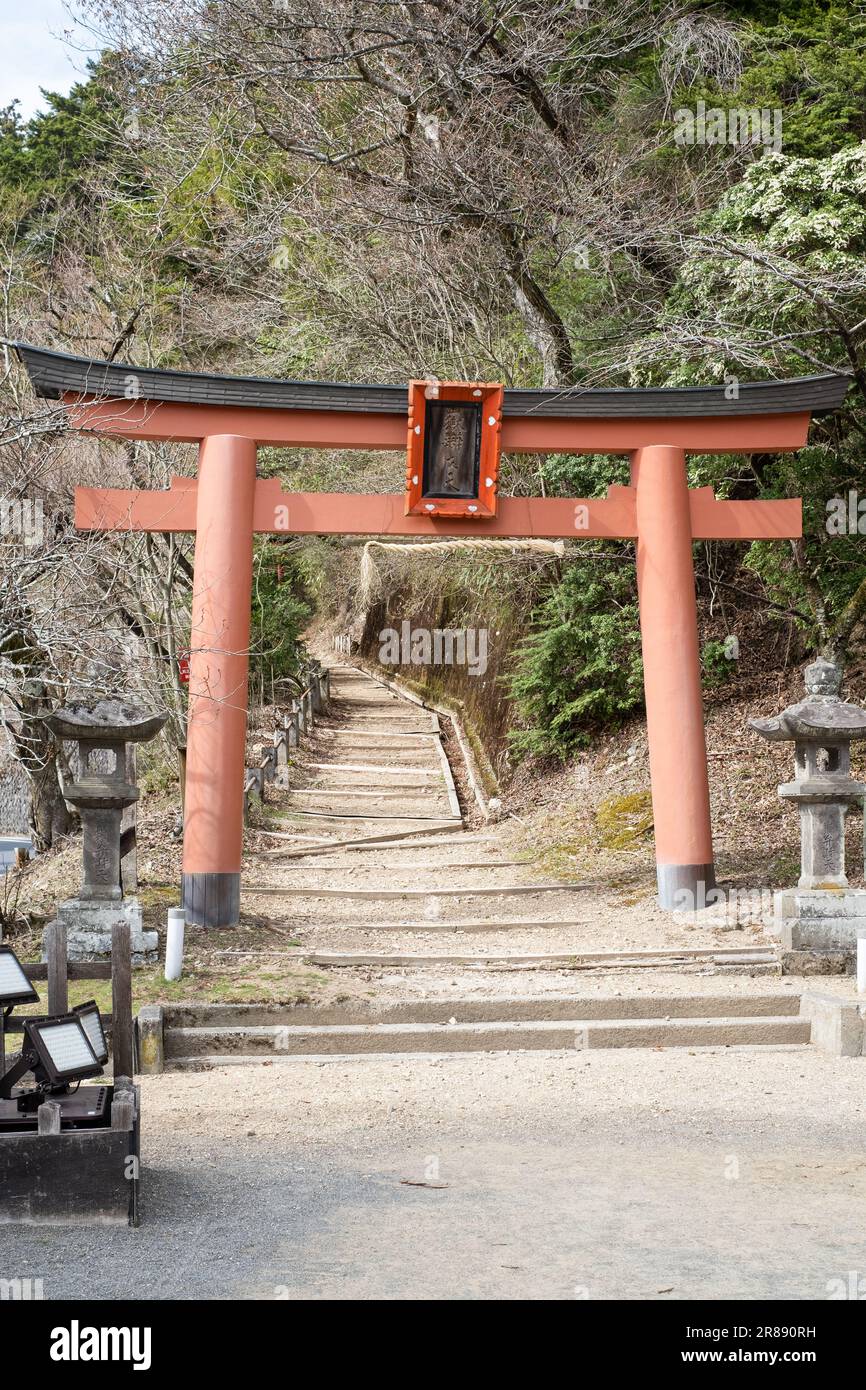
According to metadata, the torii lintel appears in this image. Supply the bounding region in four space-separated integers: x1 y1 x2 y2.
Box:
75 477 802 542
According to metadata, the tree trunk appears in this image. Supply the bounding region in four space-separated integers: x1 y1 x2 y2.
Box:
13 683 75 851
27 749 74 851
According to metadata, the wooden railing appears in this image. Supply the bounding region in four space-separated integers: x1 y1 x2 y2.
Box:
243 653 330 823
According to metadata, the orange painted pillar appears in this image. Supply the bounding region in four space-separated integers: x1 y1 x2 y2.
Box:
182 434 257 926
632 445 716 909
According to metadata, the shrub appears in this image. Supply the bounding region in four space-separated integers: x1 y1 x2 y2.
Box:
506 559 644 760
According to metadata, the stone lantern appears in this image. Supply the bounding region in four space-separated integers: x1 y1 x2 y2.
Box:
46 700 167 961
749 658 866 956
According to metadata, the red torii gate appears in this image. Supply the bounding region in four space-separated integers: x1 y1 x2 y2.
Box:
16 346 848 925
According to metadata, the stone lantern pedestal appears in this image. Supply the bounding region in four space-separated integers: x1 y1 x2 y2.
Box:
750 659 866 959
45 701 168 962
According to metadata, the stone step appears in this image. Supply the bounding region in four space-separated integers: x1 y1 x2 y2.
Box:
286 789 450 811
308 746 441 763
306 761 442 776
165 1014 810 1062
241 881 587 899
256 827 487 856
306 947 779 968
287 787 449 802
270 859 524 873
338 711 432 723
316 730 437 741
307 775 443 791
163 992 802 1028
270 811 461 828
284 916 591 931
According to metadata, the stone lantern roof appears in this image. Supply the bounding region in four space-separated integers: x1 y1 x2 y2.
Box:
749 659 866 745
47 699 167 743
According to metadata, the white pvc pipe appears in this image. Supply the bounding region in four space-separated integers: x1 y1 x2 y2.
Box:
858 933 866 996
165 908 186 982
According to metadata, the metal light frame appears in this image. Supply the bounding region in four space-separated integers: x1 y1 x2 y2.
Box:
0 945 39 1006
0 1012 103 1102
73 999 110 1065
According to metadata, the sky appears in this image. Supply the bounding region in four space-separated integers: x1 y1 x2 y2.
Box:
0 0 98 120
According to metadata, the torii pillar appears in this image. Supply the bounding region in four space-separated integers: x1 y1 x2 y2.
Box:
633 446 714 903
182 435 257 926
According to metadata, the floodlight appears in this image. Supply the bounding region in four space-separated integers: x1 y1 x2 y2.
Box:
0 1012 102 1106
73 1000 109 1065
0 945 39 1006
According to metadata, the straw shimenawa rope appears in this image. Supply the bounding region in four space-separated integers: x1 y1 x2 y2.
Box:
358 537 565 607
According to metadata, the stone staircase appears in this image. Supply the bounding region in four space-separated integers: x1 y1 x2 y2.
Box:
135 658 815 1072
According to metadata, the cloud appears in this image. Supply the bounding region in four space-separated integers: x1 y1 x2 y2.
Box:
0 1 97 119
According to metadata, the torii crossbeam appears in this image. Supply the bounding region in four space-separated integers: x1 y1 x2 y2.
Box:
16 345 849 924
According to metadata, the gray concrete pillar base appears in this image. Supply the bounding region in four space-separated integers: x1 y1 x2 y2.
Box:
182 872 240 927
656 862 717 912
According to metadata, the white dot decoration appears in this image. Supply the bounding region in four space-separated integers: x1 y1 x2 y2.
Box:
412 475 418 485
472 389 482 397
414 424 421 434
485 477 494 487
467 504 478 512
488 416 495 426
425 504 435 511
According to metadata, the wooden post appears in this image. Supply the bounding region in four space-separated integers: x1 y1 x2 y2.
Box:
178 743 187 816
46 921 68 1015
310 671 322 714
111 1089 135 1131
111 921 134 1080
37 1100 62 1135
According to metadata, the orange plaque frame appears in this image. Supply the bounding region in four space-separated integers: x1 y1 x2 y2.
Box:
404 379 503 519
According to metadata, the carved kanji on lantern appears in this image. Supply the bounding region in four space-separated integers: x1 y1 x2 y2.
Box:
405 380 503 519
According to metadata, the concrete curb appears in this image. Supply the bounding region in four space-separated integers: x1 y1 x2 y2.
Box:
164 1013 811 1060
800 992 866 1055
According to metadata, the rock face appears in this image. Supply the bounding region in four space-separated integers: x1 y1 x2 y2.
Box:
45 701 168 962
750 659 866 959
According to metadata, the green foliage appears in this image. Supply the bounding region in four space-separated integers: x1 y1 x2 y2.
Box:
506 559 644 761
719 4 866 158
0 58 124 199
701 639 737 688
631 142 866 655
250 542 312 688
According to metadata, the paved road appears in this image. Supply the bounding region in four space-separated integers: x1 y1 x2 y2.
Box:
3 1048 865 1301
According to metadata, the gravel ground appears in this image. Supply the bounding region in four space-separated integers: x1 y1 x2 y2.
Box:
3 1047 865 1301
